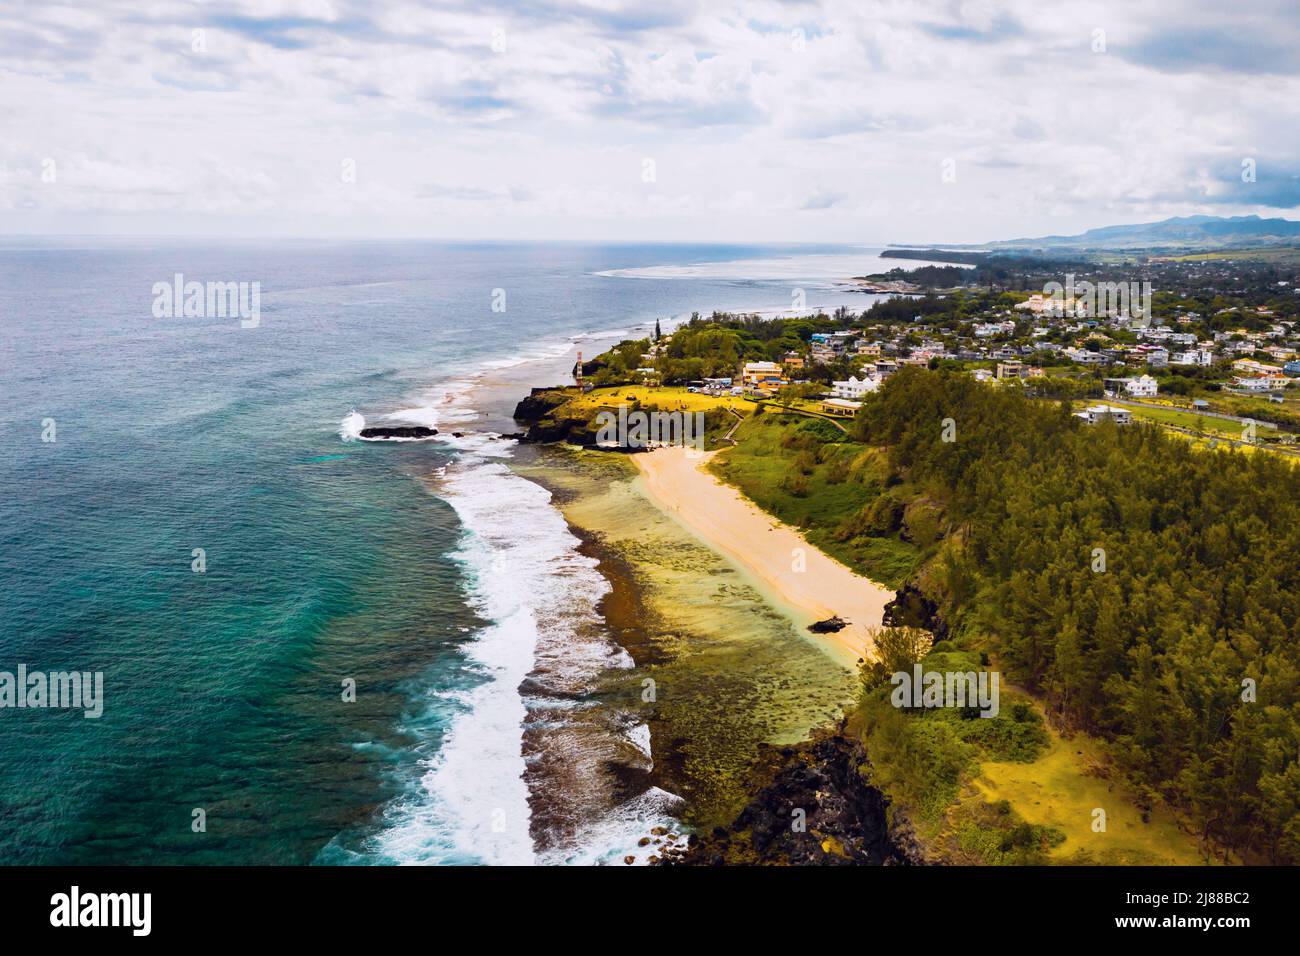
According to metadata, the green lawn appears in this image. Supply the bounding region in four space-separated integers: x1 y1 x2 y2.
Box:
1122 403 1251 439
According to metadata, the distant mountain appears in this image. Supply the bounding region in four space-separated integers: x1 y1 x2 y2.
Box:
986 215 1300 252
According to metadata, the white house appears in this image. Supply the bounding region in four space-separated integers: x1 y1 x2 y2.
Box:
820 398 862 417
1065 347 1106 365
1103 375 1158 399
831 375 879 400
1124 374 1158 398
1234 376 1273 392
1078 405 1133 425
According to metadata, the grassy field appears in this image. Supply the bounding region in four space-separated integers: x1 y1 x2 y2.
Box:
1212 390 1300 430
1121 402 1254 440
560 384 749 415
538 384 751 450
974 717 1213 865
1153 246 1300 265
1100 400 1300 458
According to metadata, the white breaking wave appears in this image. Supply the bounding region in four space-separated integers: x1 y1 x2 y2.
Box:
337 407 444 442
386 406 441 429
369 447 566 865
339 409 365 441
368 426 675 865
536 786 684 866
355 330 686 866
625 722 653 759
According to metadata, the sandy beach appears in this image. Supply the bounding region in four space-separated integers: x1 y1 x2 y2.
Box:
631 445 895 666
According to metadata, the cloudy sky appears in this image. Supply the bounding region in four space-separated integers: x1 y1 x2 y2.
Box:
2 0 1298 243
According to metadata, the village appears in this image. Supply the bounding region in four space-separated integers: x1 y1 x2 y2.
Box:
591 273 1300 453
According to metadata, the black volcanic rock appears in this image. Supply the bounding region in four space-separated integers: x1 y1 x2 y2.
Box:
359 426 437 439
882 583 948 641
512 387 573 423
519 418 572 443
665 732 921 866
809 616 849 633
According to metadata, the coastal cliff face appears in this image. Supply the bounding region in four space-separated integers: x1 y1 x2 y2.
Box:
512 387 573 423
665 731 925 866
512 387 605 445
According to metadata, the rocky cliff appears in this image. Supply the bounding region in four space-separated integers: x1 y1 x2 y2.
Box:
664 730 926 866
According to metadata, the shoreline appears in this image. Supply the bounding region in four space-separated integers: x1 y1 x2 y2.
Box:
630 445 893 668
523 444 857 832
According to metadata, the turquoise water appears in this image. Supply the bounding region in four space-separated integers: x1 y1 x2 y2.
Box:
0 238 883 863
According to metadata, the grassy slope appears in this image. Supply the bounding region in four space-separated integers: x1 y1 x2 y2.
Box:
540 384 748 450
974 717 1212 864
1124 403 1255 439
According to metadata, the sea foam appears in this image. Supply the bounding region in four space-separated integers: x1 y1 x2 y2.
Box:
358 338 683 865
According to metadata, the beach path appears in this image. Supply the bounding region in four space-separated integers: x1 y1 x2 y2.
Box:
631 445 894 666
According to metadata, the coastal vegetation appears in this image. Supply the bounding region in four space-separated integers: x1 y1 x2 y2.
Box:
707 411 923 589
524 271 1300 865
846 369 1300 863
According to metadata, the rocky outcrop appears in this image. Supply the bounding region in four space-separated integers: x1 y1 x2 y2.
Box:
882 582 949 641
519 416 595 445
665 731 924 866
513 387 606 445
359 426 437 439
512 388 574 423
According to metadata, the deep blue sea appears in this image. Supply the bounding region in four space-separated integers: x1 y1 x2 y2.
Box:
0 238 898 864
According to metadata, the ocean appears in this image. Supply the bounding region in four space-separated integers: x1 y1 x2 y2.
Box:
0 238 912 865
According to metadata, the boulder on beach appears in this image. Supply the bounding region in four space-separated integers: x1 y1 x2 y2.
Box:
808 616 849 634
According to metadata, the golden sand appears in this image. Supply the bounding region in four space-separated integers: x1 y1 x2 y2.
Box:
631 445 894 666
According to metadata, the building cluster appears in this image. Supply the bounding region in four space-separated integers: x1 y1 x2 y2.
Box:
884 299 1299 397
678 294 1300 420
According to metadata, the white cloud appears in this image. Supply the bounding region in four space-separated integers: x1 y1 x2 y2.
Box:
0 0 1297 241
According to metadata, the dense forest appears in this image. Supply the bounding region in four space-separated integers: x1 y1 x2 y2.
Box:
854 369 1300 863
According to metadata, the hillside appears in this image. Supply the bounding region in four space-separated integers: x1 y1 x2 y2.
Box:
985 214 1300 253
